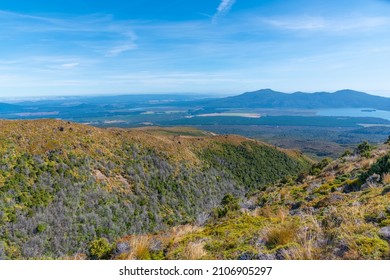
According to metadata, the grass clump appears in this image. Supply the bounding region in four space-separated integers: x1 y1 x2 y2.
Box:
264 220 299 250
129 236 151 260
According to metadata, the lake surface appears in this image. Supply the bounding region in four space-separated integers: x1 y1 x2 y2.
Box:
316 108 390 121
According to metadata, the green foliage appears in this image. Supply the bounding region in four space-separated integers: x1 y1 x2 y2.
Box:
36 224 47 233
201 142 310 190
361 153 390 182
88 238 112 259
355 141 373 158
310 158 331 175
201 215 266 259
354 236 389 259
221 194 238 207
214 194 241 218
341 149 352 157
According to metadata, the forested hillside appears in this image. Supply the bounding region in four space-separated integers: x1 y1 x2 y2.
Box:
0 120 310 259
118 141 390 260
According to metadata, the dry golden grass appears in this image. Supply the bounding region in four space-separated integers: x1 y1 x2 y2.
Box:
127 236 151 260
361 158 376 170
283 216 323 260
263 220 299 249
182 241 206 260
115 225 202 260
382 173 390 184
256 206 275 218
169 225 200 244
339 164 355 175
61 253 87 260
251 207 266 217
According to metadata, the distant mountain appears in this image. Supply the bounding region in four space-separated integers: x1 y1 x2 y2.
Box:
202 89 390 110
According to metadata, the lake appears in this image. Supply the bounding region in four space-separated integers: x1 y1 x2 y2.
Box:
316 108 390 121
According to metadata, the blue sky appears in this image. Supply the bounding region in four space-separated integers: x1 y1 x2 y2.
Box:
1 0 390 98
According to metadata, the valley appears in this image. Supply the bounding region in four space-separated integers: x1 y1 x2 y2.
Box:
2 89 390 260
2 89 390 158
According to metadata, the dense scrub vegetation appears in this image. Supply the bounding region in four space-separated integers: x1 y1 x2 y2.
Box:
0 120 310 259
110 141 390 260
201 142 309 189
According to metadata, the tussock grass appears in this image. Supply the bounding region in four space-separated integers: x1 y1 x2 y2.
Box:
182 241 206 260
263 220 299 249
382 172 390 184
128 236 151 260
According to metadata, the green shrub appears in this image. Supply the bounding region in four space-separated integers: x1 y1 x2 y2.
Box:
214 194 240 218
361 153 390 182
354 236 389 259
355 141 372 158
310 158 331 175
88 238 112 259
341 150 352 157
36 223 47 233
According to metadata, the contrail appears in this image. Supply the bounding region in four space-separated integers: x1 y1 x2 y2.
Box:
212 0 236 23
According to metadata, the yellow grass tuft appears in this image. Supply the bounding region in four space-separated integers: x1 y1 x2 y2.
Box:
127 236 151 260
382 173 390 184
182 241 206 260
264 220 299 249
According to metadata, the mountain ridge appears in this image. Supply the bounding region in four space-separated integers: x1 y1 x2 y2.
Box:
202 89 390 110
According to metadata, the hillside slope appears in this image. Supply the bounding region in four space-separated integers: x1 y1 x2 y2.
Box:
124 141 390 260
0 120 310 259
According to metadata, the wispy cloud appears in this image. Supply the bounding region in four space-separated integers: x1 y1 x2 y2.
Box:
59 63 79 69
106 32 138 57
0 10 138 57
262 16 390 32
106 43 137 57
212 0 236 23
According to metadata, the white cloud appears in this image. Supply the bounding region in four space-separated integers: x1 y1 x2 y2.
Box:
59 63 79 69
212 0 236 23
0 10 139 57
262 16 390 32
106 43 137 57
106 32 138 57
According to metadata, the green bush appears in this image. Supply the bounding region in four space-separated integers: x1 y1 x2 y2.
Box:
36 223 47 233
310 158 331 175
355 141 372 158
214 194 240 218
88 238 112 259
361 153 390 182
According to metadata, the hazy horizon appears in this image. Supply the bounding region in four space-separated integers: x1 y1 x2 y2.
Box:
1 0 390 97
2 88 390 103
